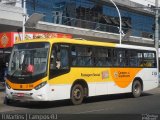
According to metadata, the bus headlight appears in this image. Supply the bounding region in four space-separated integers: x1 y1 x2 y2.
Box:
34 81 47 90
6 82 11 89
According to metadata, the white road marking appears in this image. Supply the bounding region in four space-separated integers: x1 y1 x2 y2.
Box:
78 108 112 114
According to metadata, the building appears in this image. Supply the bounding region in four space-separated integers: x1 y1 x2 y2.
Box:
25 0 154 39
130 0 155 6
0 0 159 77
0 0 159 45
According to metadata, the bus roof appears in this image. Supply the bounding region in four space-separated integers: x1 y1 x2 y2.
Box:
15 38 156 51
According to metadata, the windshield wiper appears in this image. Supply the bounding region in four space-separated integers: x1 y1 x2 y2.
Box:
11 69 20 77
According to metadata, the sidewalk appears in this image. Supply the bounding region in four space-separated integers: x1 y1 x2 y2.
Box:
0 81 5 92
0 89 5 105
0 82 5 105
0 82 5 90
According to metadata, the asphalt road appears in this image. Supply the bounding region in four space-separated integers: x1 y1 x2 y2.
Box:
0 87 160 120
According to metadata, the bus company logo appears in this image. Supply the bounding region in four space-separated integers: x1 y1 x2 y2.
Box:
102 71 109 79
114 71 118 78
1 34 8 47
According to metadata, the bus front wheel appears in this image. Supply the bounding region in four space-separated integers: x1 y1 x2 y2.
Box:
132 80 142 98
71 84 84 105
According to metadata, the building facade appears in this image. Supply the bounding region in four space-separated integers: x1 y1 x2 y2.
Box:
0 0 159 78
0 0 158 43
130 0 155 6
25 0 154 39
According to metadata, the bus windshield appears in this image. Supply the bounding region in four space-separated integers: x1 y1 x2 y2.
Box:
8 42 50 77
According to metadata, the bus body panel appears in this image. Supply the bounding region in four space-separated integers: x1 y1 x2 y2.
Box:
6 67 158 101
136 68 158 91
107 82 132 95
46 84 71 101
6 68 158 102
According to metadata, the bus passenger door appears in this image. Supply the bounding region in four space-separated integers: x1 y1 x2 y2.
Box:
49 44 70 79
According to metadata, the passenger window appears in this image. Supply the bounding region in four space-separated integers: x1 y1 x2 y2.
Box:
129 51 139 67
113 49 125 67
137 52 143 67
50 45 69 70
143 52 156 67
71 46 77 66
50 47 56 70
61 48 69 69
94 47 112 67
49 44 70 79
71 46 93 67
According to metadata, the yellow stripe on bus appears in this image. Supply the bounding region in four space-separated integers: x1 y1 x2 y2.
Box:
48 68 142 88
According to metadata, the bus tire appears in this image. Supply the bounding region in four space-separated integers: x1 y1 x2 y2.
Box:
132 80 142 98
71 84 84 105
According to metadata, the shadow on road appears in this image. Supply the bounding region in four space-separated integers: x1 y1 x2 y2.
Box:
5 92 153 109
84 92 153 104
6 99 72 109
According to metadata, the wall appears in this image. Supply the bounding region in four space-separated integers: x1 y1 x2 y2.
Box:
130 0 155 6
0 3 23 21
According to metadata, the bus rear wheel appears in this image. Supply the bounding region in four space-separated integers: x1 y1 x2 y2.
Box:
132 80 142 98
71 84 84 105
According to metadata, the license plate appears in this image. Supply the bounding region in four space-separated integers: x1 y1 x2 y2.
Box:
17 93 24 97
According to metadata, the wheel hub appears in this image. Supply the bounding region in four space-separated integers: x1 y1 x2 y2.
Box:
73 88 81 100
134 84 140 93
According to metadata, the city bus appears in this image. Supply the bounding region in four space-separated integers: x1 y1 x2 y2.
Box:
5 38 159 105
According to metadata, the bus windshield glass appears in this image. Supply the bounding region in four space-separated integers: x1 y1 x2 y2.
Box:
8 42 50 77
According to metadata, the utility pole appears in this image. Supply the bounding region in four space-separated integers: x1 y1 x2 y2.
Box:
155 0 159 72
22 0 26 40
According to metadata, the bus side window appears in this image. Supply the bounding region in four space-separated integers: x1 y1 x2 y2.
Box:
129 51 138 67
54 45 69 70
50 45 61 70
49 44 70 79
137 52 143 67
71 46 76 66
56 49 61 69
143 52 156 68
60 48 69 69
50 47 56 70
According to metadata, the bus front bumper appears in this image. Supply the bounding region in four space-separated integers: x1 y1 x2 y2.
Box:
5 86 50 102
